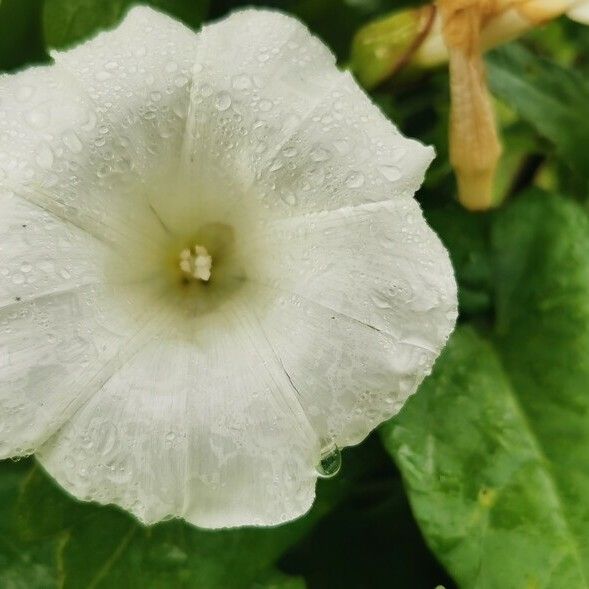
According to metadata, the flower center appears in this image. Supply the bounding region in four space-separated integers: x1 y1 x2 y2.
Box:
179 244 213 282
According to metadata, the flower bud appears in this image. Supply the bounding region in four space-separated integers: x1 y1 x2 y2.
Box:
350 6 437 89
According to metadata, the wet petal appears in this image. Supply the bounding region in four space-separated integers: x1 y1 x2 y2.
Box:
171 9 432 234
0 7 197 245
38 299 318 528
246 199 457 445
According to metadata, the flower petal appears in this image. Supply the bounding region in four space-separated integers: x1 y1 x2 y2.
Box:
0 7 198 457
38 299 318 528
176 9 433 229
568 1 589 23
0 7 197 244
244 199 457 446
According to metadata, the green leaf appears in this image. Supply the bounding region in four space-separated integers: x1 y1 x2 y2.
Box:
0 0 47 71
2 436 376 588
488 44 589 179
0 460 59 589
249 569 306 589
43 0 209 49
383 192 589 588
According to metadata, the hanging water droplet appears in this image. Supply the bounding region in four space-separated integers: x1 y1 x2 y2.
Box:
316 440 341 478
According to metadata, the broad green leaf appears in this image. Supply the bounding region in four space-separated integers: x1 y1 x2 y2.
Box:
252 570 306 589
0 460 59 589
488 44 589 179
383 192 589 588
0 0 46 71
43 0 209 49
2 437 377 588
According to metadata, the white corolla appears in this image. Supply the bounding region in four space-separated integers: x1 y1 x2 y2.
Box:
0 7 457 528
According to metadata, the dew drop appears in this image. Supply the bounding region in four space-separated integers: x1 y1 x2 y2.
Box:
316 441 341 479
215 92 232 111
333 139 350 154
345 171 365 188
310 147 331 162
280 191 297 206
96 71 112 82
232 74 252 90
379 164 402 182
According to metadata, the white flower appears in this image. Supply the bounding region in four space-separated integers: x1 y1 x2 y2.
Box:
0 7 457 528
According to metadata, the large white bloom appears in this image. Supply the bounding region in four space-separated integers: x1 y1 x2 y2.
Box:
0 7 457 528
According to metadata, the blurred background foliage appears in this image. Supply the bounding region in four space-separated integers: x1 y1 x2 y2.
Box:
1 0 589 587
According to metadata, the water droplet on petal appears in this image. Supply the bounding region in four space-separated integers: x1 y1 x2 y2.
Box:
380 164 402 182
232 74 252 90
280 191 297 206
316 440 341 478
310 147 331 162
215 92 232 111
62 130 83 153
345 171 365 188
